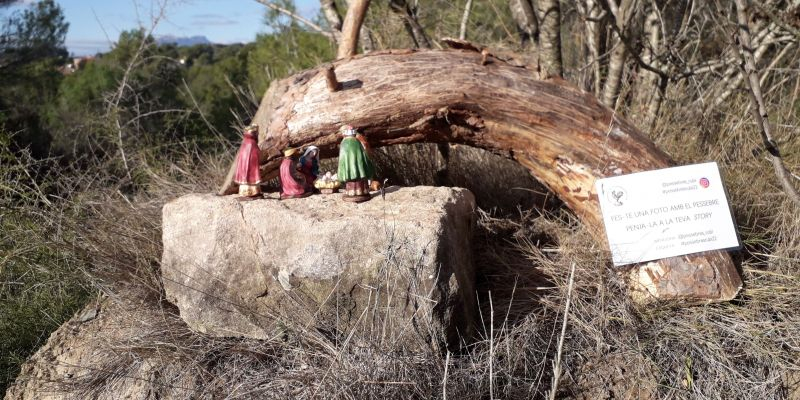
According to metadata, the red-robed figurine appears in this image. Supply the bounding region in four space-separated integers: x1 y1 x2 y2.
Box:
233 124 262 198
280 147 310 199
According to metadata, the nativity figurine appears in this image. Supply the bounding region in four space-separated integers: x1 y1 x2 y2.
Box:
337 125 375 202
299 145 320 192
280 147 310 199
233 124 262 199
314 171 341 194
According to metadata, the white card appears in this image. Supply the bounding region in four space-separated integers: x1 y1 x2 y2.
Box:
595 162 740 266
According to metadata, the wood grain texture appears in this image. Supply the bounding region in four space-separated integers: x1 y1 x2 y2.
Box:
219 48 742 302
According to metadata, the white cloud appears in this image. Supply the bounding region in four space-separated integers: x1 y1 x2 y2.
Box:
191 13 236 26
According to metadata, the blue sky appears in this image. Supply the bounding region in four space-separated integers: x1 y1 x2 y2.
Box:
7 0 321 55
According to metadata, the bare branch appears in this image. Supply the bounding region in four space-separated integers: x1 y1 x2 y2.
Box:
735 0 800 206
345 0 376 52
753 2 800 40
320 0 343 31
459 0 473 40
711 23 780 109
597 0 668 79
601 38 627 108
337 0 371 58
105 1 169 180
181 79 228 146
253 0 335 39
390 0 432 49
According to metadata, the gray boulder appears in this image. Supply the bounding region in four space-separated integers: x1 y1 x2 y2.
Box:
160 186 477 348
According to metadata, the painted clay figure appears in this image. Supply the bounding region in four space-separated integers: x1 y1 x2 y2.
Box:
233 124 262 198
314 171 341 194
299 145 320 191
279 148 309 199
337 125 375 202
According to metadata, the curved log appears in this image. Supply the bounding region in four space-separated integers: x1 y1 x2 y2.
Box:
219 48 742 303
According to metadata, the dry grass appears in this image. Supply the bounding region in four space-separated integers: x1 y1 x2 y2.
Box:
4 83 800 400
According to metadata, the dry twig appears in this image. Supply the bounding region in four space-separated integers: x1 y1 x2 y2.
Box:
546 262 575 400
734 0 800 207
253 0 335 39
459 0 473 40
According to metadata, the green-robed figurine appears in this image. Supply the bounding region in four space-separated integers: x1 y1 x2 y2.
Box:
337 125 374 202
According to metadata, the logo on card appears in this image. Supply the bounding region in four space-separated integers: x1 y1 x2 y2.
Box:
699 177 710 188
608 186 627 206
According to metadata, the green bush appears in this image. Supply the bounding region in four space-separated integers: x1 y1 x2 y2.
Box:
0 132 90 393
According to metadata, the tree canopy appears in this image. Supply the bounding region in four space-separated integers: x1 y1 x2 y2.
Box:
0 0 68 156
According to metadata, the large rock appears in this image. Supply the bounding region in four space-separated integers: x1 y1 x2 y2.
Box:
4 293 199 400
160 186 477 347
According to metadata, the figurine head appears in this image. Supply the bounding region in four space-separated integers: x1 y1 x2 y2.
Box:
302 145 320 159
283 147 299 158
243 124 259 138
339 125 357 137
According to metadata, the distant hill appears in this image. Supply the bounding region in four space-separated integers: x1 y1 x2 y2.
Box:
156 35 212 46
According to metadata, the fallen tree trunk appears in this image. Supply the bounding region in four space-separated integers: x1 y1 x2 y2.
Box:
219 47 742 303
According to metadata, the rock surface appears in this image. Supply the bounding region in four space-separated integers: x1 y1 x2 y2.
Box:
4 293 199 400
160 186 477 347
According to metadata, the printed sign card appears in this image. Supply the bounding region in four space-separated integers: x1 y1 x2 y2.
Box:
595 162 739 266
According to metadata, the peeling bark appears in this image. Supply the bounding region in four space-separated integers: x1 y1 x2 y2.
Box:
638 4 664 130
579 0 603 96
508 0 562 78
601 35 627 109
218 48 742 303
535 0 564 78
598 0 644 110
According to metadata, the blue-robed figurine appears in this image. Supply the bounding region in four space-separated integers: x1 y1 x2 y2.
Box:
298 145 320 191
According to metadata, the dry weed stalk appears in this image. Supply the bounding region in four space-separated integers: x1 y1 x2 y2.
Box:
547 262 575 400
